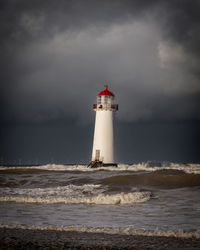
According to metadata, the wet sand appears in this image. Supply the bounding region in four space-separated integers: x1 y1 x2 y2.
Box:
0 228 200 249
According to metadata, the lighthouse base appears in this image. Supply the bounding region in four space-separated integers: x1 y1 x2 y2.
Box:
102 163 118 167
87 161 118 168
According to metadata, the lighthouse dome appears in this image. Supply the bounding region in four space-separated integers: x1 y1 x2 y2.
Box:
98 85 114 97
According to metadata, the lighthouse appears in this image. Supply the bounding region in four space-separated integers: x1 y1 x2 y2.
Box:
88 85 118 168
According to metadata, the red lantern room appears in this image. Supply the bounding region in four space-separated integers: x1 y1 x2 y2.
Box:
93 85 118 111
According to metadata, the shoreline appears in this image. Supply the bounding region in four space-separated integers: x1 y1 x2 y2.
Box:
0 228 200 249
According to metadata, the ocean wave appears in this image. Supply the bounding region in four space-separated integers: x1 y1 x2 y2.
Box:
0 191 151 205
0 183 150 205
102 171 200 188
0 224 199 239
0 163 200 174
0 184 104 197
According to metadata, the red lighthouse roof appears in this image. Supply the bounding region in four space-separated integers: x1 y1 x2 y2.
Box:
98 85 114 97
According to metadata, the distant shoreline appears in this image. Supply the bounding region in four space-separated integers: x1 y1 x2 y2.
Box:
0 227 199 250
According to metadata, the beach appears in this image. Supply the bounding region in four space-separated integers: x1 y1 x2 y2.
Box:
1 227 200 249
0 163 200 249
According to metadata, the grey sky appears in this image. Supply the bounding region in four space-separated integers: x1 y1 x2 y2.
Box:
0 0 199 163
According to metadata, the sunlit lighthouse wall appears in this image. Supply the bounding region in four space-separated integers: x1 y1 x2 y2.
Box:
88 85 118 168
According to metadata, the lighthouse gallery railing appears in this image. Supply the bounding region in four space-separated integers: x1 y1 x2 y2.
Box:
93 104 118 111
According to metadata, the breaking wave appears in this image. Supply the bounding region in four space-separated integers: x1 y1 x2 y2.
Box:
0 184 104 197
0 184 151 205
0 163 200 174
0 192 150 205
0 224 199 239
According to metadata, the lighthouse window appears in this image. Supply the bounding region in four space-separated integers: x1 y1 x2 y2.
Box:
105 96 108 103
97 96 101 104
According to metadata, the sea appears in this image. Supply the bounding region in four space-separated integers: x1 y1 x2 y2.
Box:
0 162 200 238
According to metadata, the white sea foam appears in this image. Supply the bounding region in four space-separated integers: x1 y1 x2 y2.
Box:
0 224 199 239
0 191 150 205
0 163 200 174
0 184 104 197
0 182 150 205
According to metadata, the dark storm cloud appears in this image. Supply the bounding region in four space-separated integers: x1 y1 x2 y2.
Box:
1 0 200 163
0 0 157 43
0 0 200 124
162 1 200 56
0 0 199 52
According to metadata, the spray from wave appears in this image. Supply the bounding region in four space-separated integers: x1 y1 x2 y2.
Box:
0 163 200 174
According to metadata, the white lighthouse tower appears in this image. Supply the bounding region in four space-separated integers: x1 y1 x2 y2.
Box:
88 85 118 168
